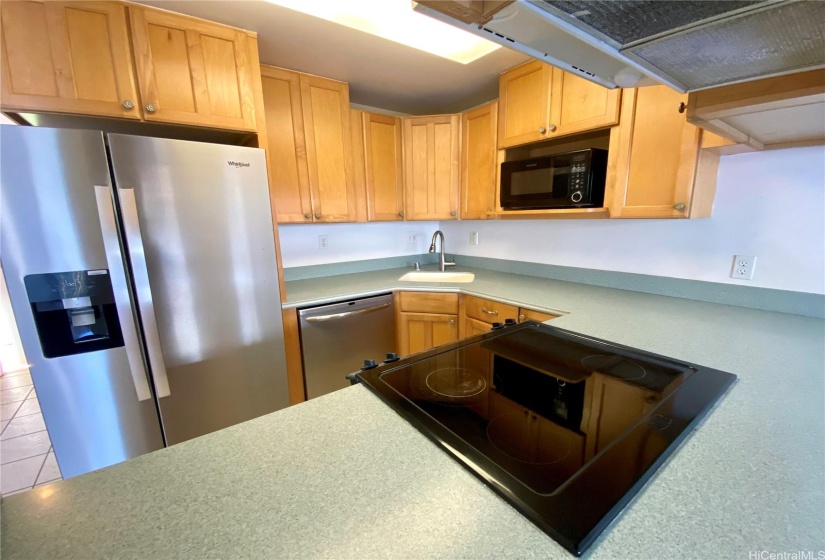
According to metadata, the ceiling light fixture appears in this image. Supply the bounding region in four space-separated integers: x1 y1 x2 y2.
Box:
264 0 501 64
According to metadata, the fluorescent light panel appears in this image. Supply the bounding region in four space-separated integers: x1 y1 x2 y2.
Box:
264 0 501 64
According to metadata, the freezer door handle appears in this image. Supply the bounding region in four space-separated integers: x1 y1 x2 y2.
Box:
304 302 391 323
117 187 172 398
94 186 153 401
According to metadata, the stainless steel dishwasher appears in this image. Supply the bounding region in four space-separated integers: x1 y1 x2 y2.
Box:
298 293 396 399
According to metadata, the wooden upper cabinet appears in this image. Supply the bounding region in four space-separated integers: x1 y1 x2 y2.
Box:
0 1 139 119
498 61 553 148
299 74 357 222
498 61 621 148
414 1 513 24
550 68 620 137
260 66 312 223
363 112 404 221
403 115 460 220
461 101 498 220
129 6 256 131
607 86 717 219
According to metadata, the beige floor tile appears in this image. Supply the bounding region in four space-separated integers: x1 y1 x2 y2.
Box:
1 420 7 432
1 414 46 441
1 431 51 464
0 373 33 391
1 368 30 378
0 454 46 494
35 451 61 485
0 401 22 421
1 385 33 405
15 398 40 417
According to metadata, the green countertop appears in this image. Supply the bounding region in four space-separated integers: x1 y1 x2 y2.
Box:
3 266 823 559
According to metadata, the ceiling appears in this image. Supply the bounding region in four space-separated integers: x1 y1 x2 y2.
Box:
134 0 529 115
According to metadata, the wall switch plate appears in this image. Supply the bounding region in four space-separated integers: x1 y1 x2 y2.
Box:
731 255 756 280
407 232 418 245
469 231 479 246
318 235 328 250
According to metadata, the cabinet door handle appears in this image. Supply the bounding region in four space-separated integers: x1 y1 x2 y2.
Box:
145 104 156 113
548 124 557 132
122 100 134 110
481 308 498 316
450 210 457 217
538 126 546 134
449 319 455 325
518 314 525 322
314 212 322 219
678 102 687 114
304 213 311 219
673 202 686 211
398 211 404 218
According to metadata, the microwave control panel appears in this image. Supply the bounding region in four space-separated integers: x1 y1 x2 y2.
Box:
569 152 589 204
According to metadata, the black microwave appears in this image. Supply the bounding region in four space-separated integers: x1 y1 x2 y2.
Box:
500 149 608 210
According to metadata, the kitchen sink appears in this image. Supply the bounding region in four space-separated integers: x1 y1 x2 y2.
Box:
398 271 475 283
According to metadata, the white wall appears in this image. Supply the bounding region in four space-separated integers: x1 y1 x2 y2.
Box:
279 221 439 267
439 147 825 294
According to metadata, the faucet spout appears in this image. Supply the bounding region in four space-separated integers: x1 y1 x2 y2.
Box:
429 230 455 271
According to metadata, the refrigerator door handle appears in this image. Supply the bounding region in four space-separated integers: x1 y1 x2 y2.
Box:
117 187 172 398
94 186 153 402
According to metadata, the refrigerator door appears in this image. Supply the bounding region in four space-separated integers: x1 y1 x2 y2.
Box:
107 134 290 444
0 126 165 478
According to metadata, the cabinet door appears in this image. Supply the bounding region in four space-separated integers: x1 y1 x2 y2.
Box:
403 115 460 220
498 60 553 148
398 312 458 356
464 316 492 339
551 69 621 137
518 308 559 323
363 112 404 221
129 6 256 131
461 101 498 220
299 74 358 222
1 1 139 119
607 87 703 218
261 66 313 223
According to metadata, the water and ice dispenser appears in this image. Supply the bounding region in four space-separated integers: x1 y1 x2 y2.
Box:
24 270 124 358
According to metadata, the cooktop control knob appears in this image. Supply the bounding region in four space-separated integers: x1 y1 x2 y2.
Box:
504 318 517 326
491 322 504 330
361 359 378 371
384 353 400 363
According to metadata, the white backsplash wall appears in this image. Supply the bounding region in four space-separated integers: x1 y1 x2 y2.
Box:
279 221 439 268
440 146 825 294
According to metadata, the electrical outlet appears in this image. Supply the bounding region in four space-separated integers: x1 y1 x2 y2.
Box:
318 235 328 250
731 255 756 280
469 231 479 246
406 232 418 245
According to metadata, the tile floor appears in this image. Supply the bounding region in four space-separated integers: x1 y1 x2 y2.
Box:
1 368 62 496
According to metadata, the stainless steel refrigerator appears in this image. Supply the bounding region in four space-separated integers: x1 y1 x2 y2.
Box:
0 125 290 478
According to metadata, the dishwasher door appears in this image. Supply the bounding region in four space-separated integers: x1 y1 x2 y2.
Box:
298 293 396 400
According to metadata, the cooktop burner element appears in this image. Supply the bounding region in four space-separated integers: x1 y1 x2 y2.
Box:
355 322 736 556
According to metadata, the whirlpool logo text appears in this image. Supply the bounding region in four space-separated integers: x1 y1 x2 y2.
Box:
227 161 251 168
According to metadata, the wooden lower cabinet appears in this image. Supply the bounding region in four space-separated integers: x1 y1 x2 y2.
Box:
460 294 557 338
396 292 459 357
517 308 560 323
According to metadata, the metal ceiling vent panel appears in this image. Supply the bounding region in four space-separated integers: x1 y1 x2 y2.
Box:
415 0 825 92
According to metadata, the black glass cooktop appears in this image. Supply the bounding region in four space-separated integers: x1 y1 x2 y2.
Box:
355 322 736 556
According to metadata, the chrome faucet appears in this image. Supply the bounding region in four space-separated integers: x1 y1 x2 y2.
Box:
429 230 456 271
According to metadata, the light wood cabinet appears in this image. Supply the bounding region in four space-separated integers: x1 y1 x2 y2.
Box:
129 5 257 131
498 61 620 149
396 292 459 357
403 115 460 220
260 66 359 223
606 86 718 219
261 66 312 223
517 308 560 323
299 74 358 222
0 1 139 119
460 101 498 220
363 112 404 221
460 294 557 337
414 0 513 24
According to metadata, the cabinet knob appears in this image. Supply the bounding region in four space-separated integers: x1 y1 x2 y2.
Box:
518 314 525 322
538 126 546 134
548 124 557 132
145 104 157 113
678 102 687 114
450 210 457 217
673 202 686 211
398 211 404 218
314 213 322 219
304 213 311 219
122 100 134 110
449 319 455 325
